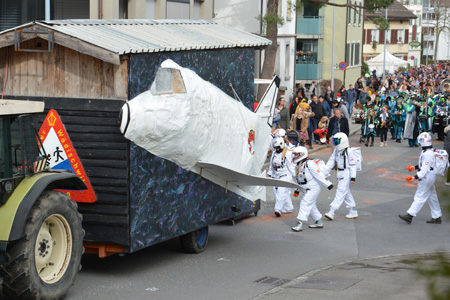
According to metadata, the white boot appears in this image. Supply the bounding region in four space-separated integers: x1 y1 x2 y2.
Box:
292 221 303 232
345 208 358 219
324 209 335 220
384 141 387 147
380 142 384 148
308 219 324 228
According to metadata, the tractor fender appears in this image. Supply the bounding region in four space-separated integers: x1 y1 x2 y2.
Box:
0 171 87 242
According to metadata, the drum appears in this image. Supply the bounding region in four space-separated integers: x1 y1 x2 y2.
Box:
368 124 375 132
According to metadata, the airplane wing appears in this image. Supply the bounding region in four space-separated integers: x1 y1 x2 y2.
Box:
196 161 300 189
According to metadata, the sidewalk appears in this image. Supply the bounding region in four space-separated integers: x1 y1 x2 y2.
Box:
252 253 446 300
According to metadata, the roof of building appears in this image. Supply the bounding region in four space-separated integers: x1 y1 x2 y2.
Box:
365 1 418 20
0 19 270 65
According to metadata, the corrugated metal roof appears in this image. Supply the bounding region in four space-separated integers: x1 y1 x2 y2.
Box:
1 19 270 55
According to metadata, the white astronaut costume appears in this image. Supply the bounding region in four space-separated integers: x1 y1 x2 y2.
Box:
268 138 295 216
324 133 358 220
296 159 333 223
400 132 442 224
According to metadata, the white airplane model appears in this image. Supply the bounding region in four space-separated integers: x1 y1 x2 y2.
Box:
119 59 300 201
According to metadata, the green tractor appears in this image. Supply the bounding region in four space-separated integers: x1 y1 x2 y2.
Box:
0 100 87 299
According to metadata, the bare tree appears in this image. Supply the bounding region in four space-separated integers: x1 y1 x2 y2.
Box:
427 0 450 61
257 0 280 101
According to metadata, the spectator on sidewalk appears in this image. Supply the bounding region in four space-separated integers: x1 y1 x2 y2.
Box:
327 108 349 140
319 95 331 118
346 84 357 117
323 86 334 108
310 95 326 144
277 97 291 131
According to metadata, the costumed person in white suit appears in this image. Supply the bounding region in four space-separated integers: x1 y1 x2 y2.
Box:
399 132 442 224
291 146 334 232
323 132 359 220
268 137 295 217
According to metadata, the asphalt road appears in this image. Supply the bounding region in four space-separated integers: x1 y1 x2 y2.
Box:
1 132 449 300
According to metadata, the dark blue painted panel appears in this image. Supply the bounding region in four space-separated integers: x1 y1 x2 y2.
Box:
128 49 258 252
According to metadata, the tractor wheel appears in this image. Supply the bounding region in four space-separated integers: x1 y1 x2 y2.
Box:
180 226 209 254
2 191 84 299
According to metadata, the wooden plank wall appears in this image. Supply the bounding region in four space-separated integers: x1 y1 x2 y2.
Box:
0 39 127 100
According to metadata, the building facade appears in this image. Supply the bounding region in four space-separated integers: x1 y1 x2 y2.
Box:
399 0 423 66
363 2 417 69
421 0 450 62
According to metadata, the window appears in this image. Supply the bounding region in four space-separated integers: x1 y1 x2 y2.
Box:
150 68 186 95
397 29 405 44
386 29 391 43
358 2 362 25
167 0 190 18
351 43 355 66
285 44 290 79
355 43 360 65
348 1 352 24
346 43 350 65
353 2 357 24
371 29 379 42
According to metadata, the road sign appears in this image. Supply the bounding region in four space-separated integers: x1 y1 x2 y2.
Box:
339 62 347 70
411 56 415 60
39 110 97 203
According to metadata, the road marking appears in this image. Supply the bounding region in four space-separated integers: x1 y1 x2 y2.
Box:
145 287 159 291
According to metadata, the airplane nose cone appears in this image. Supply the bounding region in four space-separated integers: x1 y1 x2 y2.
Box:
119 102 130 135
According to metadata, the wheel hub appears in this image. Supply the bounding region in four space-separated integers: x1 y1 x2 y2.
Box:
34 214 72 284
35 226 54 266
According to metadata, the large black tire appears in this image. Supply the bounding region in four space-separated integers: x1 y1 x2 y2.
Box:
1 191 84 299
179 226 209 254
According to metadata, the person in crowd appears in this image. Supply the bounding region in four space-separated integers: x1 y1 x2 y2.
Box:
323 85 334 108
290 106 313 146
327 108 349 141
309 95 326 145
359 86 370 106
319 95 331 118
309 80 317 96
346 84 357 117
277 97 291 131
391 98 406 143
377 105 392 148
355 77 364 103
289 95 300 119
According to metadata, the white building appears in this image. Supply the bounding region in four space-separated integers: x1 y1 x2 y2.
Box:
421 0 450 61
399 0 423 66
214 0 298 99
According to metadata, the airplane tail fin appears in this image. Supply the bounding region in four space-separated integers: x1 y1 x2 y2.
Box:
255 76 280 127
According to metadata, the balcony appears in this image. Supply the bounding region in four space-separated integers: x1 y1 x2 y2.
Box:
296 62 323 81
297 17 324 38
423 49 435 56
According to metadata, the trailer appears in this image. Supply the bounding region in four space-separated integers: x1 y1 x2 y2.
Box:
0 20 270 298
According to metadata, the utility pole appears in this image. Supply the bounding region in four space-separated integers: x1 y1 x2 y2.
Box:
331 0 336 93
382 7 388 82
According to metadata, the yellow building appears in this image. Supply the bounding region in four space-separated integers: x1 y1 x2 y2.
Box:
296 0 363 92
363 2 417 64
322 0 364 89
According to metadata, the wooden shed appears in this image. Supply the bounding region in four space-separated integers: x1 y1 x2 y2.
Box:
0 19 270 254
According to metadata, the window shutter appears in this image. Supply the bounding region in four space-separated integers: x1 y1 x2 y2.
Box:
367 29 371 44
391 29 398 44
405 29 409 43
380 30 385 43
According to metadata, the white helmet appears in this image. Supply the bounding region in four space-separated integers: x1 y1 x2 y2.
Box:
272 137 285 151
292 146 308 164
275 128 286 138
332 132 349 151
417 132 432 147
